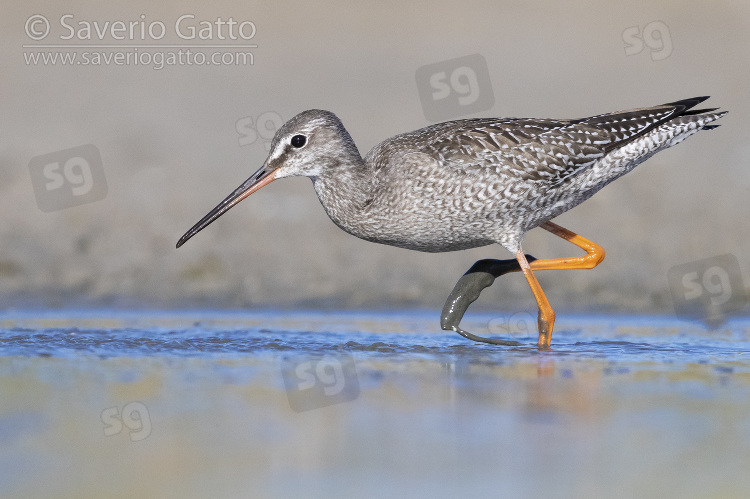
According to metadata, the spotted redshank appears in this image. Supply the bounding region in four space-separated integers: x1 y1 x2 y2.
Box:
177 96 726 347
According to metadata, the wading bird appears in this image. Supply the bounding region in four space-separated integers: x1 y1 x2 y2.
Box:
177 96 725 347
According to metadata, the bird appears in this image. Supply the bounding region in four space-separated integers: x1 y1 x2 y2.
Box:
177 96 726 348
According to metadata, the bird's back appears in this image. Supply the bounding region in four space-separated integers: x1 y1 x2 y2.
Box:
368 97 722 185
355 97 725 251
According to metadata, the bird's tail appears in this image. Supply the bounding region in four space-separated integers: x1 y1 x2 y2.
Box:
586 96 726 153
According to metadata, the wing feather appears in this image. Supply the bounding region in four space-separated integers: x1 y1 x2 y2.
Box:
420 97 716 185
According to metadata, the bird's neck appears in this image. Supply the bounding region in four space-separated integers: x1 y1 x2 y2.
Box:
311 157 373 230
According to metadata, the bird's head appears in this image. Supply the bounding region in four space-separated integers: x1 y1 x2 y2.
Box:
176 109 357 248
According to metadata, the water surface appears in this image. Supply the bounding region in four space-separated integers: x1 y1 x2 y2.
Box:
1 310 749 498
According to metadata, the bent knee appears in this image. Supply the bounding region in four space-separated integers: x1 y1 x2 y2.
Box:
588 246 605 268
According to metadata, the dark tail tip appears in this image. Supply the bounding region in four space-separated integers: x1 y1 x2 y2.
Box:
665 96 711 110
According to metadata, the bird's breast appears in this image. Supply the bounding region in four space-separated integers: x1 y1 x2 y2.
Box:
313 166 517 252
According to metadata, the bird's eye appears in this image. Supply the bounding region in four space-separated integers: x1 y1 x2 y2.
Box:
291 135 307 148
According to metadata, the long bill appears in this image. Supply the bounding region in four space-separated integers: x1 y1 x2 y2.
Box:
176 164 277 248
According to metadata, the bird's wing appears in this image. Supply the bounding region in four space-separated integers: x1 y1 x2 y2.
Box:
427 118 607 183
424 97 714 185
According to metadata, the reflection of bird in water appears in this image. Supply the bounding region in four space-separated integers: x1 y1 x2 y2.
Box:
177 97 726 347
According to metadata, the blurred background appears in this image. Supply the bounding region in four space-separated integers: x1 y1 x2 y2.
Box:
3 0 748 316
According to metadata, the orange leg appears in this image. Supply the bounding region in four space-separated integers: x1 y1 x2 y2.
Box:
516 221 605 348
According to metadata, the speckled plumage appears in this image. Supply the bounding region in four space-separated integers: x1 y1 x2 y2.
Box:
288 97 725 254
176 96 726 347
177 97 725 255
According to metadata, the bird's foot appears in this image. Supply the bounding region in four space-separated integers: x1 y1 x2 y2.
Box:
536 311 554 349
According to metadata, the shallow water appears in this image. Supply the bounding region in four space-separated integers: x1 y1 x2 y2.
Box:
1 310 749 498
